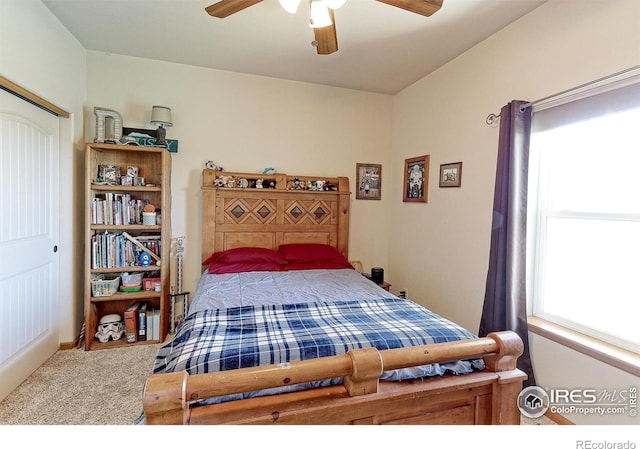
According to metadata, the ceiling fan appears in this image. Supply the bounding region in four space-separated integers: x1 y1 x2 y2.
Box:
204 0 444 55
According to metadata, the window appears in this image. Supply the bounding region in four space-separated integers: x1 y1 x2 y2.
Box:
527 73 640 355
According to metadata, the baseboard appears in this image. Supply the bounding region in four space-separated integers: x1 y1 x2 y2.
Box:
59 322 86 351
59 332 82 350
545 409 574 425
59 340 78 350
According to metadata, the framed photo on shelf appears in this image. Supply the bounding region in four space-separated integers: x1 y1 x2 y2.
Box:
98 164 121 185
403 155 429 203
439 162 463 188
356 163 382 200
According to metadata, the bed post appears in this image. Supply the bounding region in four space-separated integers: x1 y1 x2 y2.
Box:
343 347 383 396
336 176 350 258
485 331 526 424
143 371 189 425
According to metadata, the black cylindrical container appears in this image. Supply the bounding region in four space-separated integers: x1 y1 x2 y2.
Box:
371 267 384 284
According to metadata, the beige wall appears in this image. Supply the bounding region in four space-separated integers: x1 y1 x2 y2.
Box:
85 53 393 297
5 0 638 425
389 0 640 425
1 0 86 344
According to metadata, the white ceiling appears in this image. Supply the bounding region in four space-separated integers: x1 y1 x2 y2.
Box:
42 0 547 94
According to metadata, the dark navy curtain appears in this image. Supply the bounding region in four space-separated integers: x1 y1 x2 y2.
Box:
479 100 536 388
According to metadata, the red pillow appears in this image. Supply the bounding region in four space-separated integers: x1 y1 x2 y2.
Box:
278 243 353 269
203 247 288 266
286 261 354 271
207 261 286 274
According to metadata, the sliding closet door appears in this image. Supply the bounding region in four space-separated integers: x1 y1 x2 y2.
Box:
0 89 60 401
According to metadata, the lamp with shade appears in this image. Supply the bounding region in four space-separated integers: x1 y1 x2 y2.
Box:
150 105 173 147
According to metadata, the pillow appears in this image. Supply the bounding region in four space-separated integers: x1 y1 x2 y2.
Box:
278 243 353 269
286 261 354 271
202 247 288 266
207 261 286 274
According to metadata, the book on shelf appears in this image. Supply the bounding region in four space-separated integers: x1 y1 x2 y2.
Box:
124 302 141 343
138 302 148 342
152 308 160 341
124 302 161 344
91 193 149 226
146 306 154 342
90 232 161 269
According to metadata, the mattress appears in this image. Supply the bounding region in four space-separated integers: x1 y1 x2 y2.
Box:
188 268 398 312
150 268 485 406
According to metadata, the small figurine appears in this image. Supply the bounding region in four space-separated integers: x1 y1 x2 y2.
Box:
205 160 224 171
323 181 336 191
140 252 152 266
214 175 236 188
255 178 264 188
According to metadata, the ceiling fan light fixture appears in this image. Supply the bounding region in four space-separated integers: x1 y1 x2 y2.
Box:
309 0 333 28
324 0 346 9
278 0 301 14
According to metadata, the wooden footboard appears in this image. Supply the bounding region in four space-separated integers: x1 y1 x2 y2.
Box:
142 331 526 425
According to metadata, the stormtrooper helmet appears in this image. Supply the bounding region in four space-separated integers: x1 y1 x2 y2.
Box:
95 313 125 343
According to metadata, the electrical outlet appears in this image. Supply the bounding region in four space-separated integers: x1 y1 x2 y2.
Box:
398 289 407 299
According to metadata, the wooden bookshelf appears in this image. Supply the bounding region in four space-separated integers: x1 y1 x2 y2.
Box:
84 143 171 350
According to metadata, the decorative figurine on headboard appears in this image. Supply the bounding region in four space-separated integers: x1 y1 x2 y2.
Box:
322 181 337 191
205 160 224 171
214 175 236 188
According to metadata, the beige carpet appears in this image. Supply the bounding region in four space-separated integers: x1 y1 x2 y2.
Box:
0 344 160 425
0 344 556 425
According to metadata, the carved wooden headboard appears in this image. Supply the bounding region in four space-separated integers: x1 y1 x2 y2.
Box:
201 170 350 263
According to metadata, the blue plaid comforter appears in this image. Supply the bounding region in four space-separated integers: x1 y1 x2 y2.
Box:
153 298 484 390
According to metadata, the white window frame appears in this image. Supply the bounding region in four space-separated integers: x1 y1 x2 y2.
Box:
525 68 640 375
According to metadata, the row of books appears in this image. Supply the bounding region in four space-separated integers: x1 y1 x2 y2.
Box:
91 232 161 269
91 192 150 226
124 301 160 343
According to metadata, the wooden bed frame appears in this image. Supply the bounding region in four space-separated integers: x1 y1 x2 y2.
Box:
142 169 526 425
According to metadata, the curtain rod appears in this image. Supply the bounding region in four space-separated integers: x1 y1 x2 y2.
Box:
486 65 640 125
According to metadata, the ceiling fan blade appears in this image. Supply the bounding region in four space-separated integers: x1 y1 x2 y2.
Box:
205 0 263 18
313 10 338 55
376 0 443 17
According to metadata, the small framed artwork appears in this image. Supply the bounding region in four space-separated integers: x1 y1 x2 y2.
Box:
356 163 382 200
403 155 430 203
127 166 139 177
439 162 463 188
98 164 121 185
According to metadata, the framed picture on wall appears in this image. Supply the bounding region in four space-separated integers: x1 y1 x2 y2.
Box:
403 155 429 203
356 163 382 200
439 162 463 188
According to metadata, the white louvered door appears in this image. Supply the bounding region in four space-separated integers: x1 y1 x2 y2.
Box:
0 89 60 401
